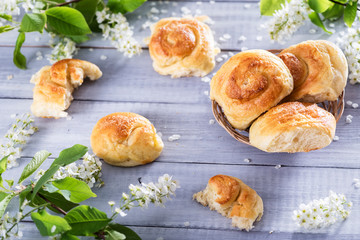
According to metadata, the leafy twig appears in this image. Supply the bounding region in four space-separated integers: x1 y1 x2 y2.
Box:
328 0 360 11
5 203 50 235
37 193 68 215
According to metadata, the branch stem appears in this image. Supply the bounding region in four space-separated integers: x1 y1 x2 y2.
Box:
37 193 68 215
329 0 360 11
56 0 82 6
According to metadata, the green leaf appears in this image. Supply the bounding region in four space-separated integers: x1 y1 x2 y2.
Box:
46 7 92 35
31 164 60 201
46 177 96 203
107 0 147 14
74 0 99 24
61 233 80 240
18 150 51 184
0 14 13 22
29 189 79 213
344 0 358 27
50 144 88 167
0 156 8 174
0 25 16 33
20 13 46 33
13 32 27 69
31 209 71 236
308 12 333 34
64 205 111 236
106 230 126 240
260 0 286 16
321 4 344 20
5 180 13 188
0 193 14 217
108 223 142 240
67 35 90 44
308 0 334 13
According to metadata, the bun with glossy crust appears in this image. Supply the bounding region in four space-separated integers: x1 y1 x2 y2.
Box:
210 49 293 130
91 112 164 167
148 16 220 78
249 102 336 153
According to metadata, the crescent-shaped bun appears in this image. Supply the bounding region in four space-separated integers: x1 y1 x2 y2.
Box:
249 102 336 153
193 175 263 231
279 40 348 102
148 16 220 78
210 50 294 130
90 112 164 167
30 59 102 118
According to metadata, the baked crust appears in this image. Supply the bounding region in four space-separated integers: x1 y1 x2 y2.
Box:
30 59 102 118
148 16 220 78
279 40 348 102
90 112 164 167
210 49 294 130
249 102 336 153
193 175 263 231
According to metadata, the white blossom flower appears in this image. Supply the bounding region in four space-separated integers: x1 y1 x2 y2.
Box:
266 0 311 43
0 0 20 18
96 8 141 57
293 191 352 229
110 174 179 219
336 27 360 84
0 211 23 239
35 152 103 188
115 207 127 217
0 113 37 169
48 34 78 64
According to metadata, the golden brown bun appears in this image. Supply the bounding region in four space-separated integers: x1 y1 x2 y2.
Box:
210 50 294 130
90 112 164 167
148 16 220 78
30 59 102 118
249 102 336 153
279 40 348 102
193 175 263 231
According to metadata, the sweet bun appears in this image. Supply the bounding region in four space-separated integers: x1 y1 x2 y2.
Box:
91 112 164 167
249 102 336 153
148 16 220 78
193 175 263 231
30 59 102 118
279 40 348 102
210 50 294 130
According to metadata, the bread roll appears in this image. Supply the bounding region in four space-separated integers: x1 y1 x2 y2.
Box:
91 112 164 167
279 40 347 102
210 50 294 130
30 59 102 118
148 16 220 78
249 102 336 153
193 175 263 231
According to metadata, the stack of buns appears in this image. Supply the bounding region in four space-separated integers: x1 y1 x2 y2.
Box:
210 40 348 153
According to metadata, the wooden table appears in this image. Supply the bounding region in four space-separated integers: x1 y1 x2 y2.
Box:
1 0 360 239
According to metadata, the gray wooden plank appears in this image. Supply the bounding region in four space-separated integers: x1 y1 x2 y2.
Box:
0 1 339 51
3 161 360 235
0 99 359 168
14 222 360 240
1 46 360 105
